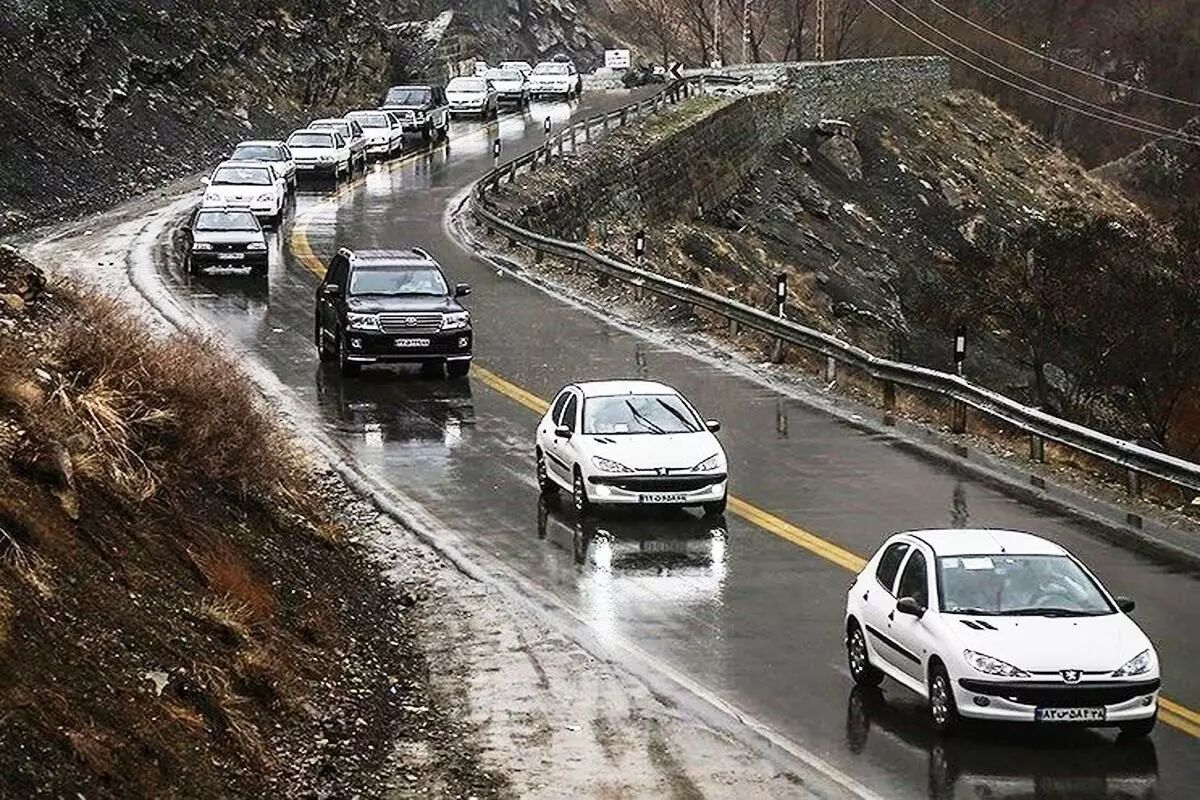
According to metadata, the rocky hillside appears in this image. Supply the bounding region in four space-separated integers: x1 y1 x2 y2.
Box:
0 0 396 234
0 247 502 797
1092 118 1200 217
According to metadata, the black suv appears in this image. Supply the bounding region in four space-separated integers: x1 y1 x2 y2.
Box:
315 247 472 377
380 85 450 141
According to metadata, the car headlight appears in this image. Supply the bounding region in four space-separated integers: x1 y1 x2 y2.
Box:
964 650 1030 678
441 311 470 331
203 192 220 202
592 456 634 473
246 242 267 251
1112 649 1153 677
192 242 213 251
316 154 333 162
346 312 380 332
255 193 274 202
414 112 425 122
693 454 722 472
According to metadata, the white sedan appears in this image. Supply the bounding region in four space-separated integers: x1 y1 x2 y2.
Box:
845 529 1159 738
535 380 728 516
200 161 286 225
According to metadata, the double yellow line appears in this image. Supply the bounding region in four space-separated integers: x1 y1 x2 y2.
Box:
286 121 1200 742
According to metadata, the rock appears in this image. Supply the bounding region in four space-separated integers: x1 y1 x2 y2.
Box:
940 177 964 209
818 136 863 182
0 294 25 314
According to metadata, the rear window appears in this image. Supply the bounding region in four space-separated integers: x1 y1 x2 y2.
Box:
448 78 485 92
231 144 281 161
287 132 334 148
384 87 431 106
311 121 349 136
533 63 569 75
211 166 271 186
195 210 259 231
486 70 520 81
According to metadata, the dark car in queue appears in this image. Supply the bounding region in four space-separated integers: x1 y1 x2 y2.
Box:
380 85 450 141
314 247 473 378
183 207 269 278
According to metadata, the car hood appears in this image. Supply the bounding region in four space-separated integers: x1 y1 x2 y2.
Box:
205 184 272 200
346 295 460 314
947 613 1153 673
193 230 264 245
530 74 571 84
289 146 337 157
580 431 723 471
361 128 391 140
448 91 487 100
491 80 524 91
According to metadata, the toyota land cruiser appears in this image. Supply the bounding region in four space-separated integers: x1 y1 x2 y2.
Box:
380 85 450 141
314 247 472 378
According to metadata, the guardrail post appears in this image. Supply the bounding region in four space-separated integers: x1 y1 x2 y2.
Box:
825 356 836 384
603 114 611 131
951 400 967 434
1126 469 1142 497
508 162 517 183
620 108 627 126
570 126 577 150
882 381 896 424
530 151 538 172
729 318 739 336
1029 433 1045 463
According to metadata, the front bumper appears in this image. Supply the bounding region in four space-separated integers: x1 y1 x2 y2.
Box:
450 104 488 116
531 85 572 97
497 92 526 104
342 329 473 363
954 677 1160 724
294 161 338 176
191 249 268 267
366 140 393 155
586 474 727 506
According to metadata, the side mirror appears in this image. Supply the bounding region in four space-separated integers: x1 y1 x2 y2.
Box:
705 419 721 433
554 425 572 439
454 282 472 298
322 283 341 296
896 597 926 618
200 176 211 186
1116 596 1136 614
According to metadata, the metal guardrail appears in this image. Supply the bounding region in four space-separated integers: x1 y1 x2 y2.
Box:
467 76 1200 497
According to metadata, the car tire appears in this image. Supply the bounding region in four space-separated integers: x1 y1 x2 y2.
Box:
846 622 884 687
336 331 360 377
447 360 470 379
316 319 335 362
572 468 591 517
536 449 557 495
1118 715 1157 740
928 663 959 734
250 263 267 280
421 124 431 142
703 495 727 516
185 255 199 276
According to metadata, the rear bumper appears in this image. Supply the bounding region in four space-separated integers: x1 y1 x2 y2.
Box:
342 330 473 363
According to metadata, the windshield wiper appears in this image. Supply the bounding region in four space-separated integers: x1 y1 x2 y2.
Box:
998 607 1099 617
655 398 699 432
625 400 666 434
944 607 1000 616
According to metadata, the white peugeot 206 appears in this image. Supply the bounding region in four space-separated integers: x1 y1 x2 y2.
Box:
535 380 727 516
845 529 1160 738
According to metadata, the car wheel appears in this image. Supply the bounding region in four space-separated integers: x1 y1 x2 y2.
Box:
316 319 335 362
929 663 959 734
185 255 199 276
702 494 727 516
847 622 884 687
536 449 557 495
447 360 470 379
572 468 591 517
336 331 360 377
421 125 431 142
1118 715 1157 740
250 262 267 280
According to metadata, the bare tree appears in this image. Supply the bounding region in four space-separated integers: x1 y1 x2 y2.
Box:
626 0 685 66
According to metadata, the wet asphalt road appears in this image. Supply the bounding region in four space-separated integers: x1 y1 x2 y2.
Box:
157 93 1197 798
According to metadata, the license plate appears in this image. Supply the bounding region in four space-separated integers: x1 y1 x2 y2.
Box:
217 253 244 261
393 338 431 348
638 493 688 504
1035 707 1106 722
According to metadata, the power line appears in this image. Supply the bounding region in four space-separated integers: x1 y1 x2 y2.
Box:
862 0 1200 146
925 0 1200 109
880 0 1198 142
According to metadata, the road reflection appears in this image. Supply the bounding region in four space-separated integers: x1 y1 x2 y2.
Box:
846 686 1159 800
314 365 474 451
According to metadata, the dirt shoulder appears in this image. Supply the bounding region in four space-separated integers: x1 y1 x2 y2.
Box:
11 170 824 798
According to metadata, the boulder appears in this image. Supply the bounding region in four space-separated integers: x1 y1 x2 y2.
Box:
817 136 863 182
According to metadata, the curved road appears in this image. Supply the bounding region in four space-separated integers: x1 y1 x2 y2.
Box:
153 93 1198 799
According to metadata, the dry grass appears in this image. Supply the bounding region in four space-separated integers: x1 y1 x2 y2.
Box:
0 586 11 648
192 547 276 624
197 595 256 644
192 663 271 766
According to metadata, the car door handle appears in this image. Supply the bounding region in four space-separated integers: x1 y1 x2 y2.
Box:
887 611 895 622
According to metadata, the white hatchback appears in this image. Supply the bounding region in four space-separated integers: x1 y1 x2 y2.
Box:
845 529 1160 738
200 160 286 224
535 380 727 516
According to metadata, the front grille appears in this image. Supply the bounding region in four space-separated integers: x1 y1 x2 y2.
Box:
378 312 443 335
214 241 247 253
959 679 1159 708
603 476 723 492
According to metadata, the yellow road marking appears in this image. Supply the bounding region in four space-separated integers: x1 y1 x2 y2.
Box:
286 119 1200 742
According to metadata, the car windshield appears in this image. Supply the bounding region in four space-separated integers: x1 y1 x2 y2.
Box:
211 166 271 185
287 132 333 148
348 113 388 128
448 78 485 92
231 145 281 161
938 555 1114 616
533 63 569 75
486 70 520 82
194 210 259 231
349 267 447 296
311 121 349 136
384 87 431 106
501 62 529 71
583 394 702 435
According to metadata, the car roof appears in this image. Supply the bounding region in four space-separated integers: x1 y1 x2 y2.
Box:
310 118 348 125
234 139 284 148
214 160 273 170
343 248 439 268
388 84 432 90
571 380 680 398
289 128 333 137
896 529 1067 557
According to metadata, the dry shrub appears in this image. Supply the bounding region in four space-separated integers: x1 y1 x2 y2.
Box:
192 548 276 624
197 595 256 643
65 729 117 777
0 586 12 647
192 663 270 766
234 646 295 708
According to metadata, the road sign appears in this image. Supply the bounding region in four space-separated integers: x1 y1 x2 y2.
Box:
605 49 631 70
669 62 683 80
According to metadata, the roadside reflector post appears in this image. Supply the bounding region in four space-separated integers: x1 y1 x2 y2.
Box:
544 116 552 139
1126 469 1142 497
492 137 501 167
771 274 787 364
1029 433 1045 462
634 229 646 263
951 324 967 433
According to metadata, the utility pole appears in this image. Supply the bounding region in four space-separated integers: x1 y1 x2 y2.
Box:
742 0 751 63
815 0 826 60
